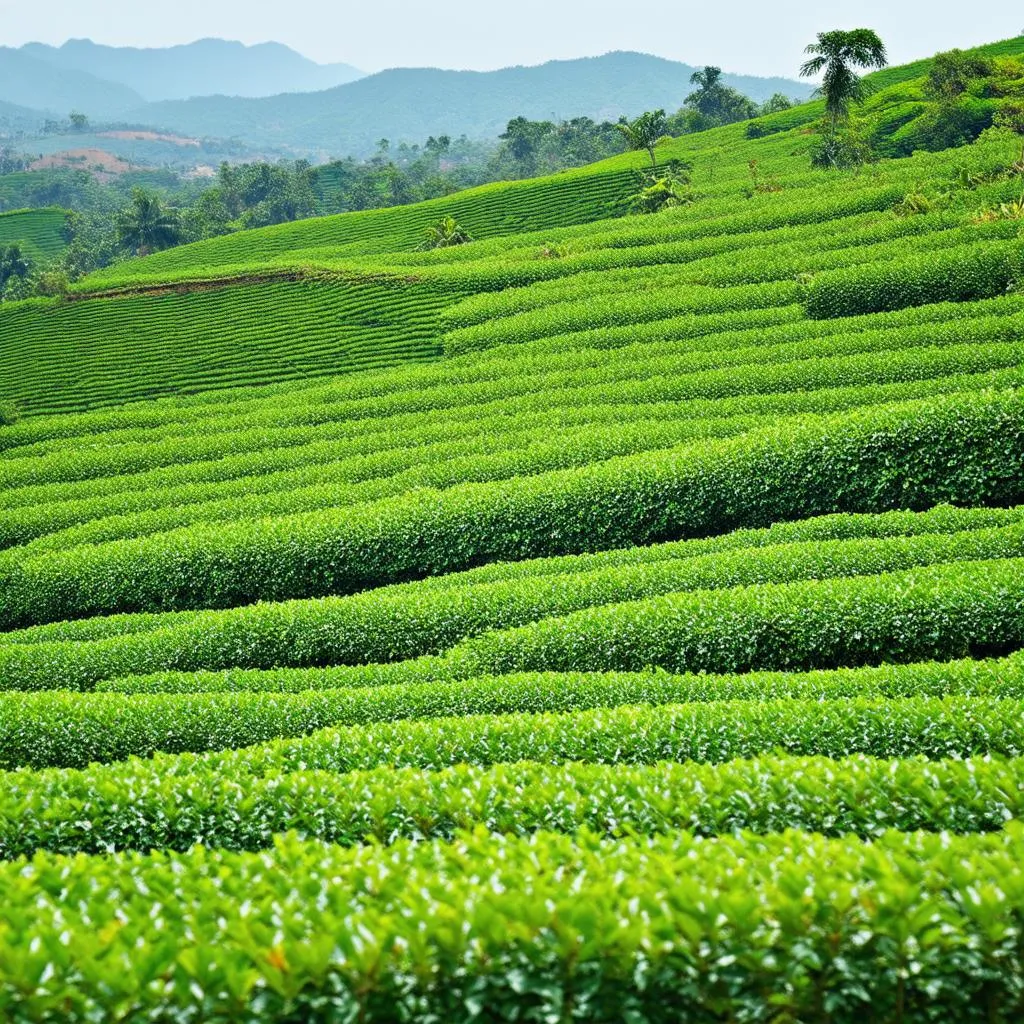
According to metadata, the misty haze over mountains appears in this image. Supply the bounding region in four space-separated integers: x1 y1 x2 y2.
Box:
0 39 813 157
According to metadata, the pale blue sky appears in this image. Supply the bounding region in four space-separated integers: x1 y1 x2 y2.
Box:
0 0 1019 76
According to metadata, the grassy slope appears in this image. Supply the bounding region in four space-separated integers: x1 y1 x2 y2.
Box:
0 207 67 262
1 37 1024 1016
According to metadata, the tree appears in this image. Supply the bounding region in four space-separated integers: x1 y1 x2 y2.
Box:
760 93 793 115
685 67 724 117
419 215 473 250
500 117 555 172
800 29 888 133
69 111 89 133
679 67 758 130
925 50 994 101
0 244 30 294
616 110 668 167
425 135 451 156
116 188 181 256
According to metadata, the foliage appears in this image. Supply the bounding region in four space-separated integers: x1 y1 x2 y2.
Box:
615 109 668 166
0 243 29 297
2 507 1020 692
115 188 181 256
0 387 1021 630
925 49 996 100
677 65 759 130
892 189 934 216
628 163 694 213
805 241 1023 316
2 39 1024 1019
809 116 876 170
5 827 1024 1021
800 28 889 128
419 214 474 250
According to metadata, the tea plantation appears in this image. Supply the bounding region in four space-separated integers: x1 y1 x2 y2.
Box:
0 208 67 263
1 34 1024 1023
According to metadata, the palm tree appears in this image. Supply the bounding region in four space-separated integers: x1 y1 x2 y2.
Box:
116 188 181 256
419 215 473 250
685 66 723 117
616 110 668 167
800 29 888 133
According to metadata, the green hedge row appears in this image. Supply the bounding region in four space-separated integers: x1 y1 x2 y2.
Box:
806 241 1024 318
34 340 1015 553
5 826 1024 1022
450 557 1024 676
21 693 1020 793
3 364 1016 556
5 415 763 556
2 751 1022 857
440 219 1017 333
442 280 801 354
8 302 1021 520
3 651 1022 768
6 503 1009 649
2 289 1019 464
0 390 1020 629
1 519 1021 693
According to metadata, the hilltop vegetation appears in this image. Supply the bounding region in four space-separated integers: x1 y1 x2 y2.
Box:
1 31 1024 1021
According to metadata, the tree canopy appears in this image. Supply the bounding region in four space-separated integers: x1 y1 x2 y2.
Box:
616 110 668 167
800 29 888 128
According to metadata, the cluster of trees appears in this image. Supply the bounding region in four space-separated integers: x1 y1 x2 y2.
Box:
671 67 792 134
0 242 71 301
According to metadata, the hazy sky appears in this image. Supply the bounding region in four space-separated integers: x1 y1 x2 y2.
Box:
1 0 1019 76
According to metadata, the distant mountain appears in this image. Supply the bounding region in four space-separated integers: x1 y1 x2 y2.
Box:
132 51 815 157
0 48 143 119
0 99 46 135
19 39 365 102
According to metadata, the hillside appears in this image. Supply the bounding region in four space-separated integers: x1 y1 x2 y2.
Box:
1 33 1024 1020
0 46 143 118
20 38 364 102
0 98 44 134
0 207 67 262
132 51 814 155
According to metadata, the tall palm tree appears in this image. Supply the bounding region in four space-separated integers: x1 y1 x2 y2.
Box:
116 188 181 256
800 29 888 133
616 110 668 168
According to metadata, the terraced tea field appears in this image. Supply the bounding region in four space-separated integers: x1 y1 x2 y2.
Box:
1 34 1024 1022
0 207 67 263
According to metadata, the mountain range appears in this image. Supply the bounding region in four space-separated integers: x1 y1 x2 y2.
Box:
130 51 814 156
0 41 813 158
19 39 364 102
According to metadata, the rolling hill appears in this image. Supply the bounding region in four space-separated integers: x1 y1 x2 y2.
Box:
1 33 1024 1021
131 50 815 155
19 38 364 101
0 207 68 262
0 46 143 118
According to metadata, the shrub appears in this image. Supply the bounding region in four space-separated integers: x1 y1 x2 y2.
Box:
1 749 1023 855
0 391 1022 630
5 827 1024 1021
806 241 1023 317
449 558 1024 677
